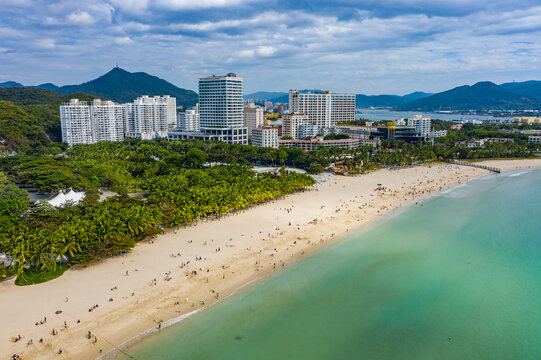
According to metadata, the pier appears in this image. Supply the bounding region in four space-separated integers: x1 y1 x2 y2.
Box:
448 160 501 173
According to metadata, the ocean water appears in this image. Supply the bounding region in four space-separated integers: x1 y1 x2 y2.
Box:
356 109 514 122
117 169 541 360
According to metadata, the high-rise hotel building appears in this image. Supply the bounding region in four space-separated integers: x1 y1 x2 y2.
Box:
198 73 247 144
288 90 355 128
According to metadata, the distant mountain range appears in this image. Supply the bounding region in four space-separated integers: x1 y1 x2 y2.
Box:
0 68 198 107
396 81 541 111
245 81 541 110
3 72 541 110
244 90 433 107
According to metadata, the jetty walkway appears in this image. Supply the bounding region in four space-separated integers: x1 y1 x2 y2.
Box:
448 160 501 173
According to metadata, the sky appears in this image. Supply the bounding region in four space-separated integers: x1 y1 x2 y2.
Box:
2 0 541 95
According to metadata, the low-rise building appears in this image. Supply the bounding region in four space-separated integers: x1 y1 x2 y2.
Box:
252 126 278 148
298 124 319 139
529 136 541 144
168 128 248 144
455 137 514 148
432 130 448 138
279 136 379 151
515 117 541 124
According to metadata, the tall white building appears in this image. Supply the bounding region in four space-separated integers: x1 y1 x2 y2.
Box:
408 115 431 137
125 95 175 140
243 102 264 138
90 99 125 143
177 105 200 132
199 73 244 129
195 73 247 144
60 99 93 146
282 113 309 140
288 90 355 128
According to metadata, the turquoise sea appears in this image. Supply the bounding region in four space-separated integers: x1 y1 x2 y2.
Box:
117 169 541 360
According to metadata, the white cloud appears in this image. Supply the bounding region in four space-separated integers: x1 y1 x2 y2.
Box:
34 38 56 49
67 11 95 25
256 46 275 56
114 36 133 44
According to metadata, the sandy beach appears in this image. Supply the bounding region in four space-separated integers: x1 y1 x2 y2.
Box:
1 159 540 360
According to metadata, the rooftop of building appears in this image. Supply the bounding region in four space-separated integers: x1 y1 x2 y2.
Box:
200 73 243 81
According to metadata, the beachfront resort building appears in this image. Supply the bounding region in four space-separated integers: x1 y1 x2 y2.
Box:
408 115 431 137
124 95 176 140
279 136 379 151
251 126 279 148
288 90 355 129
244 102 264 138
168 73 248 144
529 136 541 144
60 99 93 146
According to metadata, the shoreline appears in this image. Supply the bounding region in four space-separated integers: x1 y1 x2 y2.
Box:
98 163 530 360
2 159 540 360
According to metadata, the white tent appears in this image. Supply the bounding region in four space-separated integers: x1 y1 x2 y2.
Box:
48 189 86 207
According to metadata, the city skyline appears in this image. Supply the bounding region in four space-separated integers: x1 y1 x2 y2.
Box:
2 1 541 94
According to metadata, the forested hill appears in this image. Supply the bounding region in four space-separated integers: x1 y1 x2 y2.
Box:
396 81 541 111
0 87 98 105
0 88 99 152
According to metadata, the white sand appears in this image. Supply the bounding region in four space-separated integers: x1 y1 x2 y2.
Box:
1 159 540 360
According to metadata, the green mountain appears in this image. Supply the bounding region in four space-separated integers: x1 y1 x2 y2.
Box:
244 91 287 101
356 94 404 108
57 67 198 106
396 81 540 111
0 87 97 106
403 92 433 101
0 81 23 88
500 80 541 100
34 83 60 92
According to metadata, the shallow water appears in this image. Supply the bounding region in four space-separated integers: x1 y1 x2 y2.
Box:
117 169 541 360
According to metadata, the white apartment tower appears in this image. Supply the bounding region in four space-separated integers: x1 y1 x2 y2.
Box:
243 102 264 138
125 95 176 140
408 115 431 137
90 99 125 143
60 99 93 146
288 90 355 128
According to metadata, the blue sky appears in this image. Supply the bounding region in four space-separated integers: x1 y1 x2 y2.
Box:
2 0 541 94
